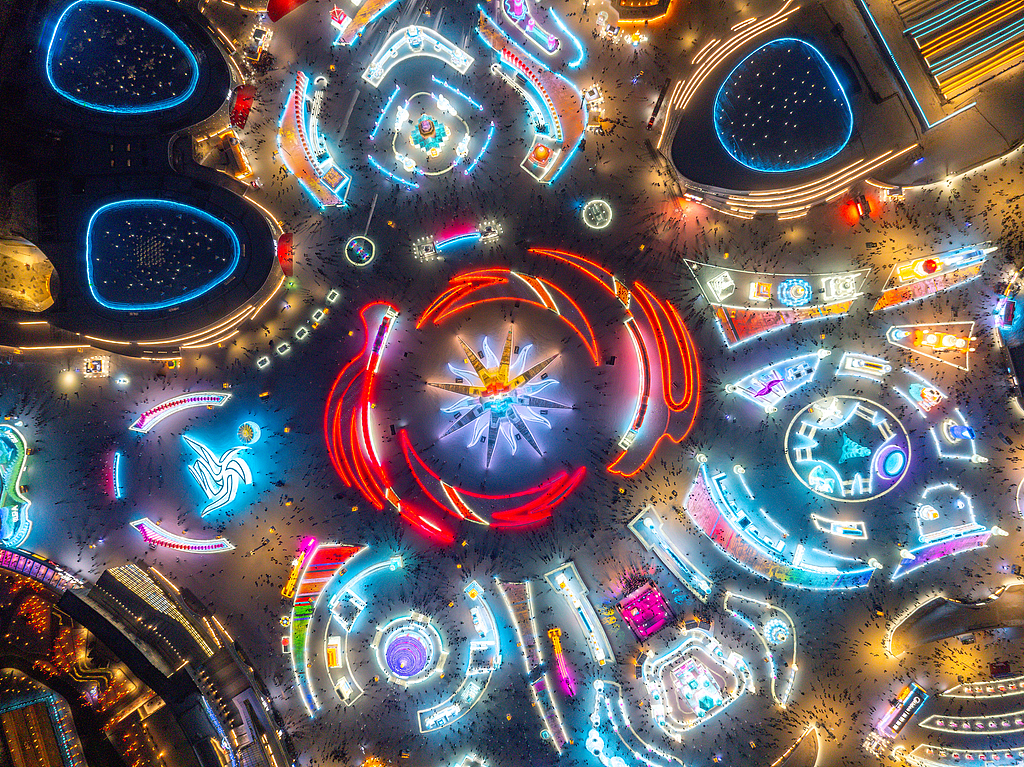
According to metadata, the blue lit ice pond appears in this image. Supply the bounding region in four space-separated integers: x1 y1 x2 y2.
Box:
85 199 240 311
46 0 199 113
713 38 854 173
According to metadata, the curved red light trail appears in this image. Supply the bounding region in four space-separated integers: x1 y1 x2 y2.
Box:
324 253 701 539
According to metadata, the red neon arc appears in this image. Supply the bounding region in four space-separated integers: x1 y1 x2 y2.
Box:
417 270 510 326
400 429 586 528
527 247 620 296
416 268 600 365
324 302 456 544
632 281 701 412
607 283 702 477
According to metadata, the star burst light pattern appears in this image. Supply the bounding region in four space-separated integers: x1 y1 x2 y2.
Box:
429 328 571 466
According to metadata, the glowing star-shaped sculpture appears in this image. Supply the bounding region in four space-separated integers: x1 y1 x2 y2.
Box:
182 435 252 515
429 328 572 467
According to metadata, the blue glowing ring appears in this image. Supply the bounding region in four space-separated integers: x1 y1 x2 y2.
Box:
45 0 200 114
873 442 907 481
712 38 854 174
85 199 241 311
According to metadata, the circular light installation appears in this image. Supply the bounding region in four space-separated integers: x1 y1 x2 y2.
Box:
385 631 430 677
345 236 376 267
784 395 911 502
374 615 444 685
712 38 853 173
323 252 700 542
582 199 613 229
874 442 906 480
763 617 789 645
237 421 262 445
777 278 813 308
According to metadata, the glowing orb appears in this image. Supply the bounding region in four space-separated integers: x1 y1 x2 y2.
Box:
237 421 262 445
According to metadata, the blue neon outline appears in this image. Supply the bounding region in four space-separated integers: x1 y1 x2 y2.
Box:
85 199 241 311
476 5 587 184
367 154 420 189
547 135 584 184
435 232 482 251
45 0 200 114
548 8 585 68
464 122 495 175
370 85 401 139
113 450 125 499
712 38 854 174
431 75 484 111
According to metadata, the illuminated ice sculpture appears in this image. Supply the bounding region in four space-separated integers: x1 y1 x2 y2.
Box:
182 435 253 515
429 328 572 467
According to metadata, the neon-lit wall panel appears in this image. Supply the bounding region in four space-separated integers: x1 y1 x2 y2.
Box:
0 426 32 548
684 466 876 589
687 260 868 346
891 530 992 580
872 246 991 311
131 517 235 553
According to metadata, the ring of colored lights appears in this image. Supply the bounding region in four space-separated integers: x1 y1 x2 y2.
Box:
375 616 443 684
784 395 910 502
582 199 613 229
776 278 813 308
385 631 429 677
345 236 376 267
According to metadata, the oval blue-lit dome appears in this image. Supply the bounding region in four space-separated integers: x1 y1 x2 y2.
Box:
882 448 907 478
713 38 854 173
46 0 199 114
85 199 240 311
